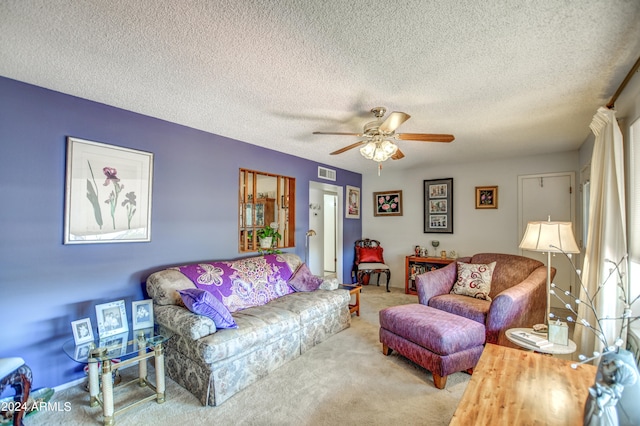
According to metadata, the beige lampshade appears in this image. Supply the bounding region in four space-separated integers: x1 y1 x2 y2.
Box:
519 220 580 254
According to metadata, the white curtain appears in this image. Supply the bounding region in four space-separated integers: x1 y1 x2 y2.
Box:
575 107 628 356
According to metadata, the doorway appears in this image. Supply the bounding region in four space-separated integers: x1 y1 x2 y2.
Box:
308 181 343 282
518 172 578 311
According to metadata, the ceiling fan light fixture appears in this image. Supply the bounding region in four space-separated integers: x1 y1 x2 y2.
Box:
360 141 376 159
380 140 398 156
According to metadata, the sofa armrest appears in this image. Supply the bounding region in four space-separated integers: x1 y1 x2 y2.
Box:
416 261 458 306
154 304 217 341
485 265 551 345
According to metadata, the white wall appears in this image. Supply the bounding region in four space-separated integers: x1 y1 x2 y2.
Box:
361 151 579 290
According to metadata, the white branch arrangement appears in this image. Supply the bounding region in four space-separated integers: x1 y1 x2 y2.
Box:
547 250 639 368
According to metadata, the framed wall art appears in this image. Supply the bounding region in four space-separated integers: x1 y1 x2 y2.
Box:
132 299 154 330
64 137 154 244
95 300 129 338
345 185 360 219
424 178 453 234
475 186 498 209
373 190 403 216
71 318 94 345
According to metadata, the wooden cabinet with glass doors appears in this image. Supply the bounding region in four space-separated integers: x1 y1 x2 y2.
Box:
239 169 295 252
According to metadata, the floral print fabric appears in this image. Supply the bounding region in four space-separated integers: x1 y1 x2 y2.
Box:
174 254 295 313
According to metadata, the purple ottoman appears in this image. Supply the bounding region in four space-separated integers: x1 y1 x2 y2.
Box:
379 304 485 389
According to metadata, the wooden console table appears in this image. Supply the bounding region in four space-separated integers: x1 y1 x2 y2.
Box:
450 343 596 425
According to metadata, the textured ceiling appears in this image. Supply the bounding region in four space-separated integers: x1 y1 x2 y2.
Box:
1 1 639 175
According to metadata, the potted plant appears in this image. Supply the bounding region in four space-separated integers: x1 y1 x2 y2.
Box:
256 223 282 254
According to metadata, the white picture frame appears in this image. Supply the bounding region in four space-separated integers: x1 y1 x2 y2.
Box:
132 299 154 330
95 300 129 338
71 318 95 345
64 137 154 244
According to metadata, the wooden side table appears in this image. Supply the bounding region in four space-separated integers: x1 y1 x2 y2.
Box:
340 284 362 316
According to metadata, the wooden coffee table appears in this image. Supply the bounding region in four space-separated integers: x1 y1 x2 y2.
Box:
450 343 596 425
339 284 362 316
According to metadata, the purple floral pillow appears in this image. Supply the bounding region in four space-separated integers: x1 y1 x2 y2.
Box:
178 288 237 329
289 263 323 292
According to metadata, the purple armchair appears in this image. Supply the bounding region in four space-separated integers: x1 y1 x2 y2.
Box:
416 253 553 348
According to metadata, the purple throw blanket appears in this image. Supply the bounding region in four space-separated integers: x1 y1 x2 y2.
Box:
175 254 295 313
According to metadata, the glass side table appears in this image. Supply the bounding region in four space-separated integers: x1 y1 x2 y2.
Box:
63 328 170 426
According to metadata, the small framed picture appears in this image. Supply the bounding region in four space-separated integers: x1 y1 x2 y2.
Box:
373 190 403 216
475 186 498 209
345 185 360 219
71 318 95 345
132 299 154 330
95 300 129 338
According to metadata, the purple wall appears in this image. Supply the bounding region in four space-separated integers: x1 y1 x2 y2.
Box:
0 76 361 391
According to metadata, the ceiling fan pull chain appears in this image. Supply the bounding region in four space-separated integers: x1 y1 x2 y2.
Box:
378 162 382 176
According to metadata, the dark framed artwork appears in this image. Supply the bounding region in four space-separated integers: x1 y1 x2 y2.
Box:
424 178 453 234
475 186 498 209
373 190 403 216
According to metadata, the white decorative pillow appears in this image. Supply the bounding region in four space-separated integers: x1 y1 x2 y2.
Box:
450 261 496 301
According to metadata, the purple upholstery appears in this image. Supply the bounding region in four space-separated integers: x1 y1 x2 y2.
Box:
379 304 485 354
379 304 485 385
416 253 551 347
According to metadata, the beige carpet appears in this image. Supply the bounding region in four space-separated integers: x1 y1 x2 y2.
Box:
29 285 470 425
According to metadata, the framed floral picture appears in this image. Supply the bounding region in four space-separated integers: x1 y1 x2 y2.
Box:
475 186 498 209
373 190 403 216
64 137 154 244
424 178 453 233
345 185 360 219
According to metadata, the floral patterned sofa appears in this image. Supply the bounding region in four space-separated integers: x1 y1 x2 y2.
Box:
146 253 350 406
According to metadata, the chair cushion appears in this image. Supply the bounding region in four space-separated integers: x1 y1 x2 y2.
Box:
450 261 496 301
358 262 389 270
0 358 25 377
288 263 323 292
357 246 384 263
429 294 490 325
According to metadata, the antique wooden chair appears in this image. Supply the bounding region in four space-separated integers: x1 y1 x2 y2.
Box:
352 238 390 292
0 357 32 426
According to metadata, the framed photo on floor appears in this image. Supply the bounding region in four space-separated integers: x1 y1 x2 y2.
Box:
95 300 129 338
64 137 154 244
424 178 453 234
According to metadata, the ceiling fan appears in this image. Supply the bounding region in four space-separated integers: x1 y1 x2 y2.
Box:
313 107 455 166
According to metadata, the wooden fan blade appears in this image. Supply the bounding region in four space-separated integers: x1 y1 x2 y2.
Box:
396 133 455 142
313 131 363 136
330 141 366 155
379 112 411 133
391 148 405 160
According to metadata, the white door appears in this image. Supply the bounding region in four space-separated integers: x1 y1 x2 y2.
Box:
308 181 344 282
518 172 577 311
323 193 337 274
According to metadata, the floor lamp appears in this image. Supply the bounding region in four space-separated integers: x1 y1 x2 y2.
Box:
305 229 316 264
519 217 580 330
